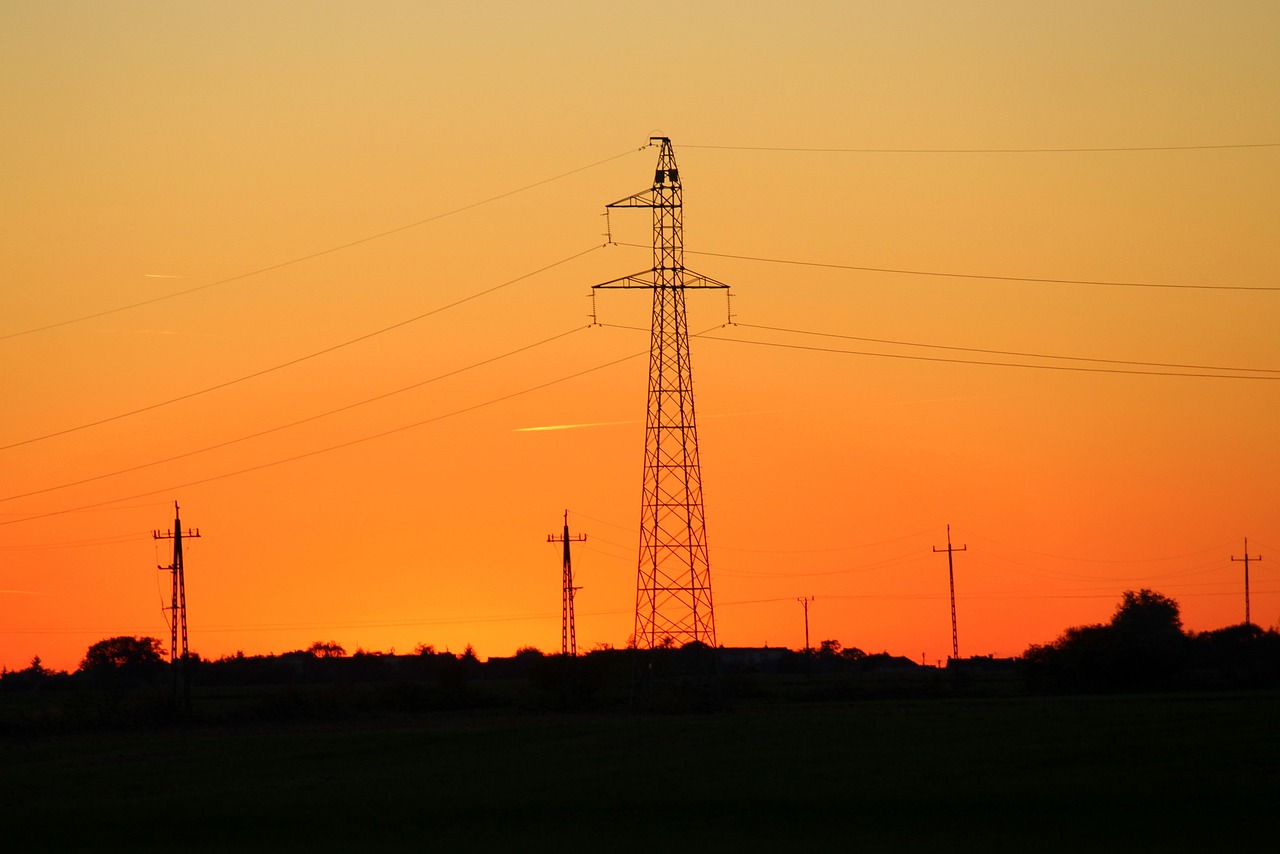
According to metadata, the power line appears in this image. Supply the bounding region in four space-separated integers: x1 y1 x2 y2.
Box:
1 147 643 342
0 532 150 551
0 342 646 528
613 242 1280 292
0 244 604 453
736 323 1280 375
602 320 1280 379
684 142 1280 153
1 326 588 504
699 329 1280 381
0 611 566 636
568 508 938 558
968 534 1233 565
9 586 1278 638
722 589 1280 605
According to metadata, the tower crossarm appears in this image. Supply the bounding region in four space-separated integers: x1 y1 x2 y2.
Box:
606 190 661 209
592 270 729 290
683 270 730 289
593 270 663 289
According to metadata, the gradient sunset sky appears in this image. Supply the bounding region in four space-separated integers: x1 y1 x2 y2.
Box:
3 1 1279 672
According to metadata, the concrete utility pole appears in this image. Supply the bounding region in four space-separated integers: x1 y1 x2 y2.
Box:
933 525 966 660
1231 538 1262 626
547 511 586 656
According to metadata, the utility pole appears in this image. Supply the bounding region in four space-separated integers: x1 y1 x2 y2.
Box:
154 501 199 713
797 596 814 654
592 138 731 700
933 525 966 661
1231 538 1262 627
797 596 814 673
547 510 586 657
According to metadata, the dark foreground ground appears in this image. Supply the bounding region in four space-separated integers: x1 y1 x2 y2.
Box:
2 690 1276 852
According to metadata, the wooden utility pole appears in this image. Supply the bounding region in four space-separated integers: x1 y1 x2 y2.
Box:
1231 538 1262 626
797 596 814 673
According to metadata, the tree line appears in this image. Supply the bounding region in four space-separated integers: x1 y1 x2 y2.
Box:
3 588 1278 700
1023 588 1280 692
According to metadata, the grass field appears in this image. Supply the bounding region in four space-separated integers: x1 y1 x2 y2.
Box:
2 690 1276 851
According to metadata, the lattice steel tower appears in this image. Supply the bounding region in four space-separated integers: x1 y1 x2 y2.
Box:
154 500 200 712
594 138 728 655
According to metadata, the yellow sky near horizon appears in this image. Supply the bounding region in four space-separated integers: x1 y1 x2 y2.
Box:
2 1 1279 672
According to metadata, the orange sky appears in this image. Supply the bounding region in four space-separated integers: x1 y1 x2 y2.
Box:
3 2 1279 672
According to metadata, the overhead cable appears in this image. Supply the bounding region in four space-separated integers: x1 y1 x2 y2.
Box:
684 142 1280 153
736 323 1280 375
613 242 1279 292
702 332 1280 380
0 244 603 453
0 341 645 527
603 321 1280 379
2 146 641 341
0 326 589 503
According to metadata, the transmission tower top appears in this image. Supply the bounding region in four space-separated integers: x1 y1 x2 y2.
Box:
594 138 728 297
604 137 683 211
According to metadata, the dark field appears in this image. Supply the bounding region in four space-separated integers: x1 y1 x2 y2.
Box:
3 690 1276 851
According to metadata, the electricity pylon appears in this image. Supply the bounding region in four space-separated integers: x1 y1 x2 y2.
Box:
548 510 586 656
593 138 728 698
154 501 199 712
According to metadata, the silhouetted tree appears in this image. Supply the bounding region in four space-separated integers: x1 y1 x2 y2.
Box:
815 640 843 672
423 646 482 692
1023 589 1189 693
810 639 869 673
841 645 868 663
306 641 346 659
1107 588 1188 686
1189 623 1280 688
0 655 72 692
79 636 166 686
1112 588 1182 638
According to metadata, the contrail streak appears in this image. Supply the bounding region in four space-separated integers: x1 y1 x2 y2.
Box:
514 419 639 433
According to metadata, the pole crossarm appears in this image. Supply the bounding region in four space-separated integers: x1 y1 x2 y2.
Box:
606 190 660 209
